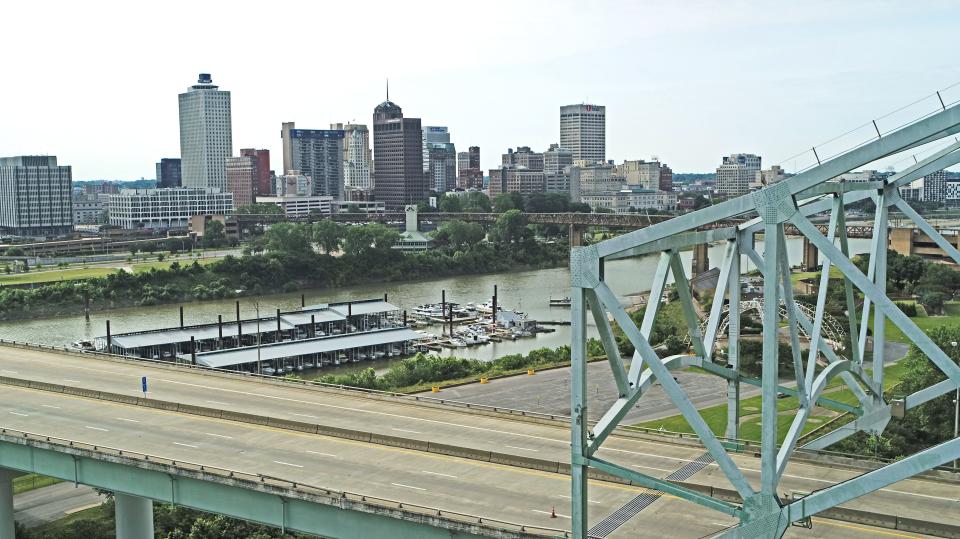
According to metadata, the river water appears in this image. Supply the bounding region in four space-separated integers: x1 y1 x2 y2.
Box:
0 238 870 373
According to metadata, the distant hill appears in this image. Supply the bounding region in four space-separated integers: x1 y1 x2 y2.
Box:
672 173 715 184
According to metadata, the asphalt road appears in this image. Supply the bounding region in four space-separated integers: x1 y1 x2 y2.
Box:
0 346 953 537
14 482 102 528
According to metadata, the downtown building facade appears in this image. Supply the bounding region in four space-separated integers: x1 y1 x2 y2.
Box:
331 123 372 200
457 146 483 190
715 153 761 197
156 158 182 188
373 99 426 210
571 161 676 213
225 156 257 207
560 104 605 164
281 123 345 199
240 148 271 196
923 170 948 203
108 188 233 230
0 156 73 237
179 74 232 191
489 146 546 197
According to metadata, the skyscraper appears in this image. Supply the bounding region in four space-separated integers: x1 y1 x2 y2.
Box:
156 158 182 188
715 154 761 197
281 122 345 199
225 156 257 207
331 123 372 198
0 156 73 237
373 94 425 210
560 104 605 164
457 146 483 190
422 126 450 173
240 149 271 196
923 170 948 203
178 73 232 191
427 143 457 193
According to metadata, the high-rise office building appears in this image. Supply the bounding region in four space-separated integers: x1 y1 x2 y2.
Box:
457 146 483 190
422 126 450 173
240 149 271 196
373 96 425 209
502 146 544 170
281 122 345 199
659 163 674 192
427 143 457 193
156 158 182 188
225 156 257 207
178 73 232 191
923 170 948 203
560 104 605 164
331 123 372 197
715 154 761 197
621 160 663 190
0 156 73 237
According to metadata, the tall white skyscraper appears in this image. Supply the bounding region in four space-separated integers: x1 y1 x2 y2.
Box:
422 126 450 172
560 104 606 164
179 73 232 191
332 123 372 194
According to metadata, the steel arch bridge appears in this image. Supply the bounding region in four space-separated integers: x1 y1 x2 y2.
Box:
695 299 846 352
569 87 960 538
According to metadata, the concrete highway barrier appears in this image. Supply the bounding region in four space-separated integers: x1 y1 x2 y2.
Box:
427 442 493 462
370 433 431 452
896 517 960 539
267 417 321 435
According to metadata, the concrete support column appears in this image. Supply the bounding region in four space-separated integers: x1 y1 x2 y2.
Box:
115 492 154 539
691 243 709 276
0 469 17 539
569 224 584 247
802 236 818 271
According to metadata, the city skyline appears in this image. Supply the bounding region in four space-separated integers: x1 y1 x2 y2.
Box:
1 1 958 180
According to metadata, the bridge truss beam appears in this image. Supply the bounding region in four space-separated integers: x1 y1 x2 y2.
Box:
570 100 960 537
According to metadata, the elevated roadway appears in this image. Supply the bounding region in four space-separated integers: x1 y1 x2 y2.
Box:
0 344 955 538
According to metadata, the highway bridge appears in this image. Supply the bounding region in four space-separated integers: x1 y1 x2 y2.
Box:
0 344 956 538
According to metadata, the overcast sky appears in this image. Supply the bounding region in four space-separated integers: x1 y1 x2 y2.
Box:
2 0 958 179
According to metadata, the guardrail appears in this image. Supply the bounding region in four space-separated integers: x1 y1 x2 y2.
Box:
0 426 568 538
3 339 958 480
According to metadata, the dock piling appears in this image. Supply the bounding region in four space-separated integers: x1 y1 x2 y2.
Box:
106 320 112 354
179 306 184 328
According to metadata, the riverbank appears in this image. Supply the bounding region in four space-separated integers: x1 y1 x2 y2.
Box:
0 241 568 321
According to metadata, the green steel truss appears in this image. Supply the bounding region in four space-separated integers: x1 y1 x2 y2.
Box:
570 95 960 537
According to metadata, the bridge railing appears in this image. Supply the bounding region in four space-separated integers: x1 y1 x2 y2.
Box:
0 426 568 537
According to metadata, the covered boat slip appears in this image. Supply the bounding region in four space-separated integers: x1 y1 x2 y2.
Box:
181 327 424 372
99 298 402 359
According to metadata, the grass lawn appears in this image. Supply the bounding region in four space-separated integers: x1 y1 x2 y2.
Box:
632 360 912 443
32 503 110 535
13 473 60 494
0 267 116 285
132 256 222 273
873 300 960 344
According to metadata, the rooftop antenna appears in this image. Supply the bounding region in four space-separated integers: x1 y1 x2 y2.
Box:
386 78 390 101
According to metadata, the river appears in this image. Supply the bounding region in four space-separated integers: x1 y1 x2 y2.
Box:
0 238 871 374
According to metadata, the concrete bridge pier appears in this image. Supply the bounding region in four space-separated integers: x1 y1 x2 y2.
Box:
691 243 710 276
802 236 818 271
115 492 154 539
0 469 16 539
569 224 584 247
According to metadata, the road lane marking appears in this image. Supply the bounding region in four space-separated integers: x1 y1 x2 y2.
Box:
291 413 317 419
631 464 673 473
41 405 60 409
392 428 422 434
205 400 229 406
390 483 426 491
531 509 570 519
1 370 17 374
505 445 539 452
272 460 303 468
813 518 923 538
64 379 81 383
65 502 103 515
557 494 601 504
85 426 109 432
421 470 457 478
204 432 233 439
8 412 28 417
115 418 140 423
306 450 337 457
173 442 198 448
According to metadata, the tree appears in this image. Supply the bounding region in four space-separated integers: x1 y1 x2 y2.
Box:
234 203 282 215
525 192 569 213
343 224 399 258
920 291 947 315
492 192 524 213
917 263 960 297
436 220 485 250
569 202 592 213
438 194 463 213
462 191 492 213
264 222 312 255
490 209 529 244
202 220 227 248
311 220 344 254
4 247 24 257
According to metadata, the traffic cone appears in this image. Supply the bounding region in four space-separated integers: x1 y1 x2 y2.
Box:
551 506 557 518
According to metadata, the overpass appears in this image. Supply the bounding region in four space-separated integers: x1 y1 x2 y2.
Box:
0 344 956 538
